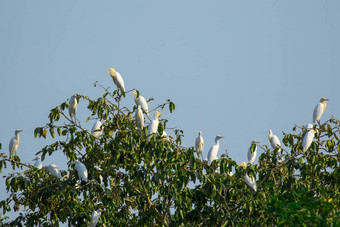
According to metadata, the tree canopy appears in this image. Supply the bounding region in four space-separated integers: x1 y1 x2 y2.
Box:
0 81 339 226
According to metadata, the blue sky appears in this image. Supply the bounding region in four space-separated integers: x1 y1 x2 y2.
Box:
1 0 340 220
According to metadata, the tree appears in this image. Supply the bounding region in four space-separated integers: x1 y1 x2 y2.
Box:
0 82 339 226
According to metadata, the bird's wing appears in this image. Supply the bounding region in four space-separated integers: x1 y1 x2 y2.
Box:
138 96 149 113
115 72 125 91
147 120 157 134
9 137 15 154
195 137 199 150
302 131 314 151
313 103 323 123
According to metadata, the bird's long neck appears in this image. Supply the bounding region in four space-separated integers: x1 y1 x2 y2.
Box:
322 102 327 111
134 95 138 104
215 140 220 149
15 133 20 142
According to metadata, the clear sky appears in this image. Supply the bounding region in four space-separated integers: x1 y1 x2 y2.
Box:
1 0 340 220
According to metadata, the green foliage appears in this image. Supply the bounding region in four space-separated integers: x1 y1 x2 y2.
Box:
0 84 339 226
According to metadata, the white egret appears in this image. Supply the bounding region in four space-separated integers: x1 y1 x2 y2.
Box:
247 140 259 164
9 129 22 159
302 124 316 152
135 105 144 129
106 68 125 92
91 121 103 137
207 135 224 165
162 130 170 141
195 131 204 160
131 91 149 117
33 156 42 169
239 162 257 191
69 94 78 121
74 160 88 182
90 209 102 227
313 97 329 124
94 165 103 183
147 111 163 135
268 129 282 158
44 164 63 179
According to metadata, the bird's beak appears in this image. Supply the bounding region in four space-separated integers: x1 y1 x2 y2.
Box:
19 130 23 132
326 98 330 101
159 112 164 116
255 141 260 144
105 70 111 73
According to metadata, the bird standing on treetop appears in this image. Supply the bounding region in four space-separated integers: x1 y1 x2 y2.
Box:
239 162 257 191
33 156 42 169
69 94 78 121
9 129 22 159
106 68 125 92
302 124 316 152
44 164 63 179
147 111 163 135
74 160 88 182
131 90 149 117
91 121 103 138
247 140 259 164
195 131 204 160
313 97 329 124
268 129 282 159
90 209 102 227
207 135 223 165
135 105 144 129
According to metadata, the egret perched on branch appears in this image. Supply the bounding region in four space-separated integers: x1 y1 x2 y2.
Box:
69 94 78 121
313 97 329 124
44 164 63 179
135 105 144 129
147 111 163 135
302 124 316 152
195 131 204 160
207 135 223 165
74 160 88 182
9 129 22 159
131 91 149 117
106 68 125 92
268 129 282 158
162 130 170 141
91 121 103 137
247 140 259 164
239 162 257 191
90 209 102 227
94 165 103 183
33 156 42 169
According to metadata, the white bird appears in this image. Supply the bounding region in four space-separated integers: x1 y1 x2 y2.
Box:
33 156 42 169
131 91 149 117
106 68 125 92
9 129 22 159
268 129 282 156
69 94 78 121
302 124 316 152
313 97 329 124
207 135 224 165
90 209 102 227
239 162 257 191
44 164 63 179
195 131 204 160
147 111 163 135
74 160 88 182
162 130 170 141
94 165 103 183
135 105 144 129
247 140 259 164
91 121 103 137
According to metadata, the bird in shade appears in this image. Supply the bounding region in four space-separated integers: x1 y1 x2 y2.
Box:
313 97 329 124
44 164 63 179
247 140 259 164
106 68 125 92
239 162 257 191
135 105 144 129
90 209 102 227
195 131 204 160
74 160 88 182
9 129 22 159
147 111 163 135
91 121 103 138
207 135 224 165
